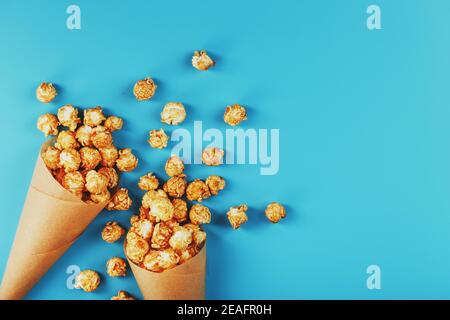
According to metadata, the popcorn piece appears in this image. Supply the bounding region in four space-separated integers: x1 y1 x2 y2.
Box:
189 204 211 225
59 148 81 173
84 107 105 127
57 105 81 131
75 270 100 292
141 189 168 209
101 221 125 243
42 146 61 170
104 116 123 132
223 104 247 126
143 249 179 272
183 224 207 248
202 147 224 166
116 148 138 172
91 126 113 149
85 170 108 194
151 222 173 249
75 125 93 147
172 198 188 222
55 130 80 150
138 206 151 220
107 188 132 211
37 114 59 136
164 155 184 177
265 202 286 223
125 232 149 264
163 175 187 198
99 145 118 168
90 189 111 204
148 129 169 149
205 175 225 196
160 102 186 125
61 171 85 198
111 291 135 300
227 204 248 229
178 245 199 264
192 50 215 71
133 77 157 101
80 147 102 170
169 226 193 251
106 257 127 277
36 82 57 103
138 173 159 191
131 218 154 240
98 167 119 189
186 179 211 202
149 197 174 222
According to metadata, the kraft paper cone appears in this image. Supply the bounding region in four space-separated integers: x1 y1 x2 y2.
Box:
0 143 107 300
126 243 206 300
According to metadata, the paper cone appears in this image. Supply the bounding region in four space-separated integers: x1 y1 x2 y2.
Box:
0 143 107 300
126 243 206 300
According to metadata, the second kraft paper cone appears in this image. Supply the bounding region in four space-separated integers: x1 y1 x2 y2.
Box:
127 243 206 300
0 143 107 300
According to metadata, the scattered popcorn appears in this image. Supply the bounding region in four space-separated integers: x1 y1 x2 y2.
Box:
116 148 138 172
141 189 168 209
125 232 150 264
205 175 225 195
151 222 173 249
59 148 81 173
189 204 211 225
75 270 100 292
85 170 109 194
104 116 123 132
98 167 119 189
89 189 111 204
227 204 248 229
192 50 215 71
75 125 93 147
106 257 127 277
101 222 125 243
149 197 174 222
42 146 61 170
84 107 105 127
99 145 118 168
106 188 132 211
186 179 211 202
265 202 286 223
79 147 102 170
143 249 179 273
36 82 57 103
163 175 187 198
160 102 186 125
202 147 224 166
57 105 81 131
172 198 188 222
223 104 247 126
169 226 193 251
61 171 85 198
148 129 169 149
111 291 135 300
133 77 157 101
164 155 184 177
37 113 59 136
55 130 80 150
91 126 113 149
138 173 159 191
131 218 154 240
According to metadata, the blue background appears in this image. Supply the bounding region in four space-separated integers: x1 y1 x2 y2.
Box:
1 0 450 299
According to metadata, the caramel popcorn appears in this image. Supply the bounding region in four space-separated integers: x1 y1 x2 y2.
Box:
133 77 157 101
151 222 173 249
75 125 93 147
75 270 100 292
90 189 111 203
163 175 187 198
192 50 215 71
172 198 188 222
189 204 211 225
160 102 186 125
36 82 57 103
106 188 132 211
106 257 127 277
59 148 81 173
52 168 66 184
138 173 159 191
223 104 247 126
42 146 61 170
131 218 154 240
85 170 109 194
99 145 118 167
202 147 224 166
104 116 123 132
101 221 125 243
98 167 119 189
55 130 80 150
149 197 174 222
84 107 106 127
205 175 225 196
80 147 102 170
111 291 135 300
61 171 85 198
37 113 59 136
141 189 168 209
57 105 81 131
178 245 199 264
164 155 184 177
143 249 179 273
186 179 211 202
265 202 286 223
169 226 193 251
227 204 248 229
148 129 169 149
125 232 149 264
91 126 113 149
116 148 138 172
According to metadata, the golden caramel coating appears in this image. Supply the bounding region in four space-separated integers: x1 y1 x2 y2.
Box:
111 291 135 300
42 146 61 170
151 222 173 249
141 189 168 209
163 175 187 198
80 147 102 170
227 204 248 229
36 82 57 103
189 204 211 225
99 145 118 167
202 147 224 166
104 116 123 132
85 170 109 194
59 148 81 173
138 173 159 191
107 188 133 211
192 50 215 71
265 202 286 223
143 249 179 273
75 125 93 147
149 197 174 222
160 102 186 125
178 245 199 264
55 130 80 150
125 232 149 264
169 226 193 251
224 104 247 126
52 168 66 184
148 129 169 149
61 171 85 198
172 198 188 222
91 126 113 149
101 222 125 243
84 107 105 127
184 224 207 248
205 175 225 196
164 155 184 177
133 77 157 101
131 218 154 241
57 105 81 131
98 167 119 189
116 148 138 172
138 206 151 220
75 270 100 292
186 179 211 202
106 257 127 277
90 189 111 204
37 113 59 136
